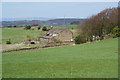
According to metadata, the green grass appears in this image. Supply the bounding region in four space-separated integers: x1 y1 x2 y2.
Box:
1 25 77 44
51 25 78 28
2 38 118 78
2 28 45 44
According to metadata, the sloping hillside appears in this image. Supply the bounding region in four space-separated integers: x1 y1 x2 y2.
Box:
2 38 118 78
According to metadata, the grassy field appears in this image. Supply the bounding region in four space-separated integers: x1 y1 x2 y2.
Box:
1 26 78 44
2 38 118 78
2 28 45 44
52 25 78 28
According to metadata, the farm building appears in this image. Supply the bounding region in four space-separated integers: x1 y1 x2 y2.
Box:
38 27 73 43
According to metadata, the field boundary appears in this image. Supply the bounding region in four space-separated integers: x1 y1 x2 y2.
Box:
2 43 74 53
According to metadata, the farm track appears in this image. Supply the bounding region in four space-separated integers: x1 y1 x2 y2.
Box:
2 47 41 53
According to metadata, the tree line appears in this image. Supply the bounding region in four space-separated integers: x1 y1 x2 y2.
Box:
75 7 119 44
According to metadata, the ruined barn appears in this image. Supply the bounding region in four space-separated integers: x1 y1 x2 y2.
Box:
38 27 73 43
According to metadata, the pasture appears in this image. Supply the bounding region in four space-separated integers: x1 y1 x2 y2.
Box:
51 25 78 28
1 28 46 44
1 25 78 44
1 26 78 51
2 38 118 78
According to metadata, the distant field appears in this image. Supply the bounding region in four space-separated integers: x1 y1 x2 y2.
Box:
1 25 78 44
2 38 118 78
2 28 46 44
52 25 78 28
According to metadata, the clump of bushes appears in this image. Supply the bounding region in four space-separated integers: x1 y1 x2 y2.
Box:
6 40 11 44
7 25 17 28
38 26 41 30
24 25 31 30
74 35 86 44
112 26 120 38
47 28 51 31
42 27 47 31
42 26 52 31
13 25 17 28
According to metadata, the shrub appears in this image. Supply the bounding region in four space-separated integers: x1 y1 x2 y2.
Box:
7 25 12 28
6 40 11 44
74 35 86 44
42 27 47 31
7 25 16 28
47 28 51 31
13 25 17 28
112 26 120 37
38 26 41 30
25 25 31 30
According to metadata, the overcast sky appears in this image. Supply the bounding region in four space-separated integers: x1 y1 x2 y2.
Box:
2 2 118 18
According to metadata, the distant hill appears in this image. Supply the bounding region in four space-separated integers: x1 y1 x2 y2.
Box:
1 17 53 21
1 18 84 27
48 18 83 25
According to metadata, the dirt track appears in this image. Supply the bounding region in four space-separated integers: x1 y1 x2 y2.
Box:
2 43 24 51
2 43 75 53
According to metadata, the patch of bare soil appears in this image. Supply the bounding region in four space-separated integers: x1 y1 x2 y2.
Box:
2 41 40 51
2 42 75 53
2 43 25 51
